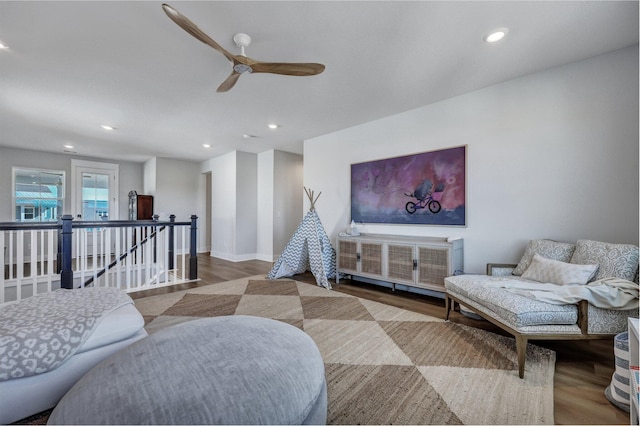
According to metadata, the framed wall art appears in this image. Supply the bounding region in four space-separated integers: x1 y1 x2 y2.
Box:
351 145 466 226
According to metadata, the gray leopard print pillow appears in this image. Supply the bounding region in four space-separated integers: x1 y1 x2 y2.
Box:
512 239 576 276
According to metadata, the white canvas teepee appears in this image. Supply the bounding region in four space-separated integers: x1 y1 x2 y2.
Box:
267 188 336 289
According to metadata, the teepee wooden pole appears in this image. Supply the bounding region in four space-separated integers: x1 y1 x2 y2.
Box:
304 187 321 211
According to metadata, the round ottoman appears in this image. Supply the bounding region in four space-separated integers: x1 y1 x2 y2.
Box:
48 316 327 425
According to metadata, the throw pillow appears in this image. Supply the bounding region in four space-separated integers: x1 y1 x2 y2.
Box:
521 254 599 285
570 239 639 281
512 239 576 276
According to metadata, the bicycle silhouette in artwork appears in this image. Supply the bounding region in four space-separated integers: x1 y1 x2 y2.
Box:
404 180 444 214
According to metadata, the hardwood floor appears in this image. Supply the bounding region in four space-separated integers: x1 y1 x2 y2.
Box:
134 254 630 425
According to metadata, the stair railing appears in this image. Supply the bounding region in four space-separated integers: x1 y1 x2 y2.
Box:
0 215 198 304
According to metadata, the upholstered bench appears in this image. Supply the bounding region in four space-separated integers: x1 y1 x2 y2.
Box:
48 315 328 425
445 239 639 379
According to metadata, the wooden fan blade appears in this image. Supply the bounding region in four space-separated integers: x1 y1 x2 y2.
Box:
250 62 325 76
217 72 241 92
162 4 236 63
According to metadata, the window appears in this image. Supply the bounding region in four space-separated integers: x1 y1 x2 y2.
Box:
13 168 65 222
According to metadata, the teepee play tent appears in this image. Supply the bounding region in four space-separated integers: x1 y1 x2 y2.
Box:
267 188 336 289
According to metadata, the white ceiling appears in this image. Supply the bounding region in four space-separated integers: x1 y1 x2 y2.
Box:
0 1 638 163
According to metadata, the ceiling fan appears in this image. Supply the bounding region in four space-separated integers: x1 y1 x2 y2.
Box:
162 3 326 92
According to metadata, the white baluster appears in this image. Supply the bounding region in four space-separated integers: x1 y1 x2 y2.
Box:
16 230 23 301
116 227 122 290
105 228 112 288
145 226 151 287
8 231 14 280
181 226 186 281
46 230 54 293
136 227 142 290
79 230 85 288
39 229 45 276
125 227 132 291
30 230 37 295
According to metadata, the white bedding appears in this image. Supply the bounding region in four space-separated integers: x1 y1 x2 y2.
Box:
486 277 639 310
78 303 145 353
0 287 133 380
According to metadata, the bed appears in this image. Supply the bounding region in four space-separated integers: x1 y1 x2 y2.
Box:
0 288 147 424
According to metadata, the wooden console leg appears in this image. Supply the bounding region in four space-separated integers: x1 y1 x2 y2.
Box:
515 335 527 379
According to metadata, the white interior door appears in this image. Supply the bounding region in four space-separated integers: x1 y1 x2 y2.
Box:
71 160 119 259
71 160 119 221
79 172 111 220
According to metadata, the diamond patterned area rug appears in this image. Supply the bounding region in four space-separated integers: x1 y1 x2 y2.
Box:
136 276 555 425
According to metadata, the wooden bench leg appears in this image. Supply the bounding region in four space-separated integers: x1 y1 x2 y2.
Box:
515 335 527 379
445 295 451 321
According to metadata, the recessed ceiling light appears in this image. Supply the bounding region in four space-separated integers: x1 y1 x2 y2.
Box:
64 144 74 149
243 134 259 139
484 28 509 43
267 123 279 130
0 41 9 50
202 143 211 148
100 124 116 131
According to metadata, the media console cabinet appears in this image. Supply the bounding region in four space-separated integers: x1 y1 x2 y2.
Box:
336 233 463 298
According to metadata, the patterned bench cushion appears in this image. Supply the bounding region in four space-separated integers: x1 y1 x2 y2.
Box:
570 239 639 282
445 275 577 328
587 304 639 334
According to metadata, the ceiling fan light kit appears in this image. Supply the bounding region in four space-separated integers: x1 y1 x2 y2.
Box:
161 4 325 92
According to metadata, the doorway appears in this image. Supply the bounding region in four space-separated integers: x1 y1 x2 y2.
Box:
71 160 119 259
71 160 119 220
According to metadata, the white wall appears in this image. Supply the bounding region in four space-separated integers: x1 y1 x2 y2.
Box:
273 151 303 256
304 46 639 274
152 157 202 223
235 152 257 259
257 150 275 261
0 147 143 221
143 157 156 196
204 149 302 262
201 150 258 261
255 150 303 262
204 172 211 252
144 157 206 253
202 151 237 260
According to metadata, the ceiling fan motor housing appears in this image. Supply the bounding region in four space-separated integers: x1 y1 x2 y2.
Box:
233 63 253 74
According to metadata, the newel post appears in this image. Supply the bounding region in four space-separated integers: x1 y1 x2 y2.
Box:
189 215 198 280
168 214 175 270
59 215 74 289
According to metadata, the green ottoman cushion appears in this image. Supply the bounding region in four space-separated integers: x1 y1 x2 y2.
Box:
48 316 327 425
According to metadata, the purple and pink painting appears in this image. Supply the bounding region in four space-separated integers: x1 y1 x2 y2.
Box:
351 145 466 226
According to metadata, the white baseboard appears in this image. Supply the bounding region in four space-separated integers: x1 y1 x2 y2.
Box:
209 251 261 262
255 253 278 262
